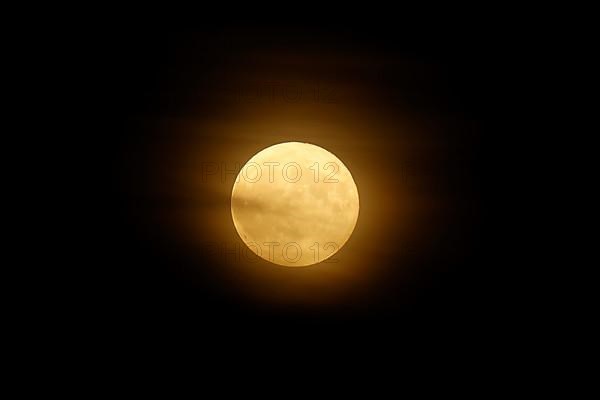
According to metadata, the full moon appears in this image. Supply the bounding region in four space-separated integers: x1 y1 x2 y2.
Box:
231 142 360 267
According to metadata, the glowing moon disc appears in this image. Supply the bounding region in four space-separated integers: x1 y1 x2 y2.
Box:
231 142 359 267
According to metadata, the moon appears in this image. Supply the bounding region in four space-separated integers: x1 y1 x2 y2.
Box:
231 142 359 267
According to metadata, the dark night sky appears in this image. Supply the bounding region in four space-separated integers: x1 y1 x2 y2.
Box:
71 23 509 346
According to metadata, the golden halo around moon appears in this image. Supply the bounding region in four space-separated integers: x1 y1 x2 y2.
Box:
231 142 359 267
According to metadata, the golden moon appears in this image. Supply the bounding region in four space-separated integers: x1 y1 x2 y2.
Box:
231 142 359 267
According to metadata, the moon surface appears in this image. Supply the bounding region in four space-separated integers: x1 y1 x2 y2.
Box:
231 142 359 267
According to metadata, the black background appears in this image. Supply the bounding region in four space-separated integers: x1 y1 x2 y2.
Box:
73 22 508 348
